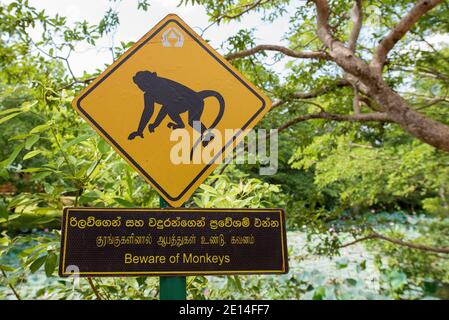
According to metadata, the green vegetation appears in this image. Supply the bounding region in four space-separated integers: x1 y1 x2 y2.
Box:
1 0 448 300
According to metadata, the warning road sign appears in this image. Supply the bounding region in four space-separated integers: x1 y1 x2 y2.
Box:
72 14 271 207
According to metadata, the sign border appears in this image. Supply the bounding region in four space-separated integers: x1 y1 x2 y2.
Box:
59 207 288 277
73 15 269 204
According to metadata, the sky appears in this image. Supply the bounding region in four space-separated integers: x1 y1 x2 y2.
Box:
20 0 449 81
26 0 293 77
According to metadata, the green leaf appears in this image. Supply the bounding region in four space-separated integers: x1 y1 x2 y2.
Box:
233 276 244 293
0 265 15 272
0 112 21 125
312 286 326 300
21 100 38 110
200 184 217 194
336 258 349 269
35 287 47 297
125 169 133 197
23 150 42 160
98 139 110 154
9 133 31 141
30 122 52 134
0 143 25 169
0 99 35 122
25 135 40 150
29 255 46 273
86 159 100 178
346 278 357 286
114 197 134 207
19 167 50 173
389 270 407 290
62 132 93 149
45 253 57 277
0 206 8 219
357 260 367 272
0 107 22 116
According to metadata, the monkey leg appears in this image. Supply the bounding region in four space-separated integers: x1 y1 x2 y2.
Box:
188 110 216 147
167 112 185 130
188 107 206 133
148 107 169 133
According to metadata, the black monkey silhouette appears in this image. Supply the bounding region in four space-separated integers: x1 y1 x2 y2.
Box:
128 71 225 160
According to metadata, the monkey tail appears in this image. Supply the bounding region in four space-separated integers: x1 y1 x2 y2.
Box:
197 90 225 129
190 90 225 161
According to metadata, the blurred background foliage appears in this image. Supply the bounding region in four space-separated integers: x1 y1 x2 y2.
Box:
0 0 448 300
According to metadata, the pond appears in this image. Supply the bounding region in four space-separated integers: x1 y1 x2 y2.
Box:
1 228 447 300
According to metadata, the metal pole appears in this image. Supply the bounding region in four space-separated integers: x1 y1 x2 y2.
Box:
159 197 187 300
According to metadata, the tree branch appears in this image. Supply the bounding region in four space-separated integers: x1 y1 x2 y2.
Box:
415 97 449 110
271 79 351 110
359 95 384 112
348 0 363 52
313 0 374 81
292 79 350 99
58 77 96 90
277 111 392 132
225 44 331 61
271 100 286 109
339 234 377 248
1 269 22 300
340 232 449 254
217 0 269 21
87 278 105 300
352 86 361 114
371 0 444 74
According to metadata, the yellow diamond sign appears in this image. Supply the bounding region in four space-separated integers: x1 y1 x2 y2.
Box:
72 14 271 207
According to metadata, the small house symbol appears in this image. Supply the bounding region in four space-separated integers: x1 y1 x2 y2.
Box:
162 27 184 48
